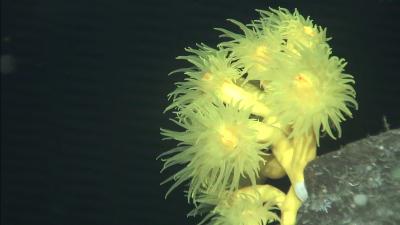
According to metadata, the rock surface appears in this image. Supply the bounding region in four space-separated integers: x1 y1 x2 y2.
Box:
297 129 400 225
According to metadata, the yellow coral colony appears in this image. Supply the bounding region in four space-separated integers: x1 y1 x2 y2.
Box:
160 7 357 225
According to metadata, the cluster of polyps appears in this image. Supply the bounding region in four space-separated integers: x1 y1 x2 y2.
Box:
160 7 357 225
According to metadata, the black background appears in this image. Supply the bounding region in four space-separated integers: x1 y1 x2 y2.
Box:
1 0 399 225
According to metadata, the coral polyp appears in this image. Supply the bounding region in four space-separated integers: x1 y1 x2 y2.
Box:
160 102 270 201
265 43 358 141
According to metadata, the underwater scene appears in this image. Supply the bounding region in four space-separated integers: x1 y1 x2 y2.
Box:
2 0 400 225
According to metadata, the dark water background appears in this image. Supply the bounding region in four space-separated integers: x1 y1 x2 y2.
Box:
2 0 399 225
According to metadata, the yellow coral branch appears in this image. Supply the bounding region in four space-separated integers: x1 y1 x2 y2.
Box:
280 186 302 225
161 6 357 225
217 80 270 117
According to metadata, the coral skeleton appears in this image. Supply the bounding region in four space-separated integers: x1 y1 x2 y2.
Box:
159 6 357 225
